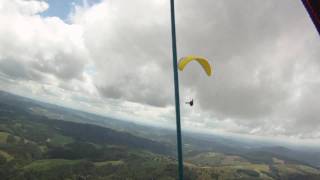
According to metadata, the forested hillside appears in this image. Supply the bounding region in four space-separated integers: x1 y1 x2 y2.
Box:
0 91 320 179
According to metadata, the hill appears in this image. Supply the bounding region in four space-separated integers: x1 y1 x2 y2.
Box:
0 90 319 179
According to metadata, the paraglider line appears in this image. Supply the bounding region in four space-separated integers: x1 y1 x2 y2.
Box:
170 0 184 179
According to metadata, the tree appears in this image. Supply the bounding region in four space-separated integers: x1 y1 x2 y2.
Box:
6 134 16 144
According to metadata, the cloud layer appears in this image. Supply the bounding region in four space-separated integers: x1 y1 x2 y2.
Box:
0 0 320 139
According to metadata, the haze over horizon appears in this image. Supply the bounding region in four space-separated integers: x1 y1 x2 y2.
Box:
0 0 320 143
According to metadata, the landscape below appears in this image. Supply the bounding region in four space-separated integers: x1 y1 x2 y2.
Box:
0 90 319 180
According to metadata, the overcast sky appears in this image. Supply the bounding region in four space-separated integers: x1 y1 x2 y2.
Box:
0 0 320 142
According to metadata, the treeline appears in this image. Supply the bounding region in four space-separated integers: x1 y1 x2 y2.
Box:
47 142 129 161
36 118 174 156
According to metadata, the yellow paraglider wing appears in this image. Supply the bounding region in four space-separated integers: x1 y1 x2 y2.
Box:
178 55 212 76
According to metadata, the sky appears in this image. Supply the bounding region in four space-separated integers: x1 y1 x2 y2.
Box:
0 0 320 143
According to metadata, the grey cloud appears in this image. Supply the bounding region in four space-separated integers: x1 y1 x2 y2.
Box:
0 59 44 81
31 51 86 80
74 0 173 107
96 71 172 107
287 83 320 136
177 0 318 120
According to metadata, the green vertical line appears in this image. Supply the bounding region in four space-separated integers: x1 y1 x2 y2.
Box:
169 0 184 179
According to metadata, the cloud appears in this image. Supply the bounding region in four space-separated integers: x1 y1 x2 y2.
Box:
0 0 320 139
0 0 48 15
71 0 173 107
174 0 320 137
0 0 89 83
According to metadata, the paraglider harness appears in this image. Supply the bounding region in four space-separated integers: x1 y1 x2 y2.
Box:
185 99 194 106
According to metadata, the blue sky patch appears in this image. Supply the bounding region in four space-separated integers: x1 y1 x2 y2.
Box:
41 0 101 20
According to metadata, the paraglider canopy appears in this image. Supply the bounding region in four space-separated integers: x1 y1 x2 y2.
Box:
178 55 212 76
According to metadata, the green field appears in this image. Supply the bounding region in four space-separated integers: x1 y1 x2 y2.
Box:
0 131 9 143
49 134 74 146
0 150 13 161
23 159 83 171
94 160 124 167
